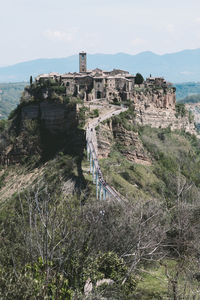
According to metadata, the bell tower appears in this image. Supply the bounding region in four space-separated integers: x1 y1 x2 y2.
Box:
79 51 87 73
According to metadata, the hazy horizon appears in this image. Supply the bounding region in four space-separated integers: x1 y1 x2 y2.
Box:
1 0 200 66
1 47 200 68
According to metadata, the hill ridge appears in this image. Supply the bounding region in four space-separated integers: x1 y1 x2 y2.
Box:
1 48 200 83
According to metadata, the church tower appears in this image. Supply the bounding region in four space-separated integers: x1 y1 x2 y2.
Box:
79 52 87 73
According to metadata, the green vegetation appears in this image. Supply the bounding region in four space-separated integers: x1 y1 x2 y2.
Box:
0 85 200 298
97 109 200 298
178 93 200 104
0 82 26 119
175 82 200 100
135 73 144 84
90 108 99 118
175 103 186 117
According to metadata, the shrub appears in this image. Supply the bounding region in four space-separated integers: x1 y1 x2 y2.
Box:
175 103 186 117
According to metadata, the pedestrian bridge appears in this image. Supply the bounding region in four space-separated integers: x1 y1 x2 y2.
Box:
86 106 128 201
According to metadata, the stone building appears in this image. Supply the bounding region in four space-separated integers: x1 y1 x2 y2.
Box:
79 52 87 73
35 52 173 103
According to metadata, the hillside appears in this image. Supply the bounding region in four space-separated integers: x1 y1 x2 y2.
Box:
0 81 200 299
0 82 26 119
178 94 200 104
175 82 200 100
1 49 200 83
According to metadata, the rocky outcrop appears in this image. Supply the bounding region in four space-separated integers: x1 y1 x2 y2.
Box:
0 101 79 165
133 87 176 109
135 106 196 134
133 87 196 135
96 120 151 165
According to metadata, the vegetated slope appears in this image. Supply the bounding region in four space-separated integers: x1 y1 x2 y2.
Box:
178 93 200 104
0 82 27 119
1 48 200 82
0 88 200 298
175 82 200 100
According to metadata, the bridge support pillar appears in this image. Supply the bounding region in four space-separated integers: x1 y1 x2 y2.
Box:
87 142 90 161
90 151 92 173
103 188 107 200
96 173 99 199
92 160 96 184
99 182 102 201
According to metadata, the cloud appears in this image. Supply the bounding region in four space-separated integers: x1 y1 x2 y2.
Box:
195 17 200 24
43 28 78 42
166 24 175 33
130 38 146 47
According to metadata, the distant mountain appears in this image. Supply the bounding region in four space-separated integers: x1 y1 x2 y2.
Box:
178 94 200 104
1 49 200 83
175 82 200 100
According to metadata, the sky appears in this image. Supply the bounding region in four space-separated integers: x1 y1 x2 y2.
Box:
1 0 200 66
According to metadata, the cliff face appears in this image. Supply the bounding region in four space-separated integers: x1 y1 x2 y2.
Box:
132 87 196 135
96 120 151 165
0 101 81 165
96 87 197 166
21 102 77 134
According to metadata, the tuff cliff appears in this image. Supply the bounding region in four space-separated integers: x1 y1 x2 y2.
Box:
132 87 196 135
21 102 77 133
0 80 197 166
96 86 197 166
96 115 151 165
0 100 84 165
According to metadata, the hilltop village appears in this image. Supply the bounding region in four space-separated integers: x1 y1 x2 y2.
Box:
35 52 175 107
17 52 195 138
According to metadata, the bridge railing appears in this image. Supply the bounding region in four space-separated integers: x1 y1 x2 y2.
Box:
85 106 128 201
86 130 122 202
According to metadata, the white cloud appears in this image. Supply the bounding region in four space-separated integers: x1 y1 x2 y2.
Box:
195 17 200 24
43 28 78 42
130 38 146 47
166 24 175 33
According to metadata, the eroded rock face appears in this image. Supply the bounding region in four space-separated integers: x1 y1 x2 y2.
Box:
0 102 78 165
132 87 176 109
96 120 151 165
21 102 77 133
133 88 196 135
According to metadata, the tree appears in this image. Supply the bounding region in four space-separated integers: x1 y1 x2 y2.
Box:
30 76 33 85
135 73 144 84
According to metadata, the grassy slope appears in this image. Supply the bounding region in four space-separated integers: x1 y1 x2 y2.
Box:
0 82 27 119
1 99 200 298
175 82 200 100
98 114 200 297
100 119 200 204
